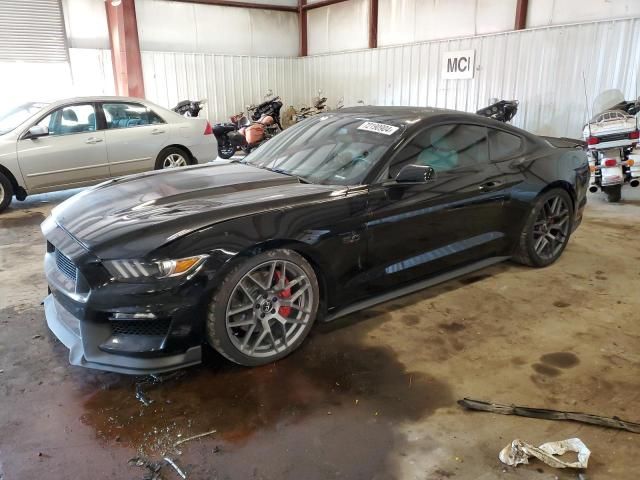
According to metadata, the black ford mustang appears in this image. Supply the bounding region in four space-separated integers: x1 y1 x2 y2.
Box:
42 107 589 374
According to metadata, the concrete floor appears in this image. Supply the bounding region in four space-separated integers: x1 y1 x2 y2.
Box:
0 186 639 480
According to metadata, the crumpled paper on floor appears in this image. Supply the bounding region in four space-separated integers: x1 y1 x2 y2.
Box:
499 438 590 469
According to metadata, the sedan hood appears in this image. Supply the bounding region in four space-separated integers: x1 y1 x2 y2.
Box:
51 163 341 259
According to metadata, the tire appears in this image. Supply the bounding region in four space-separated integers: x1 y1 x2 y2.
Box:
155 147 190 170
512 188 573 268
603 185 622 203
0 172 13 213
207 249 319 367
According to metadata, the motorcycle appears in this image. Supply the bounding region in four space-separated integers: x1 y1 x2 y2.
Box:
476 99 519 122
172 99 206 117
213 109 280 159
582 89 640 202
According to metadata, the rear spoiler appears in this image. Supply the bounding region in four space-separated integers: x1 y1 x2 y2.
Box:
541 136 586 149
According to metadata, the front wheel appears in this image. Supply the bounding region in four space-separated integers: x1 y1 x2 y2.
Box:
512 188 573 267
0 172 13 213
207 249 319 367
603 184 622 203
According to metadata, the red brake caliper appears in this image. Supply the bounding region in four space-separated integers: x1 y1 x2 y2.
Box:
274 270 292 317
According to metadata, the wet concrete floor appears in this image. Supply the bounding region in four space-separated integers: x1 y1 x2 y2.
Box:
0 188 639 479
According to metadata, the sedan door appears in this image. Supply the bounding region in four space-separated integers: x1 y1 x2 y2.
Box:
100 102 170 176
363 123 511 291
17 103 109 192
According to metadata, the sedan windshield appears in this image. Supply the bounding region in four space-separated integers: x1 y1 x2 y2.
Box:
243 114 403 185
0 102 48 135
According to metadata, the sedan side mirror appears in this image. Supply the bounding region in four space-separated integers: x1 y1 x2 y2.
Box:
26 125 49 139
395 164 436 183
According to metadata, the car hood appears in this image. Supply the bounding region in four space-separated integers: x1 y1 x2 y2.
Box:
50 163 343 259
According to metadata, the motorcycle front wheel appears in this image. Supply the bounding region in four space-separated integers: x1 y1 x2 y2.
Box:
218 143 236 160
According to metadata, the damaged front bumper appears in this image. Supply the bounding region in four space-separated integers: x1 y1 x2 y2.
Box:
44 294 202 375
42 220 206 375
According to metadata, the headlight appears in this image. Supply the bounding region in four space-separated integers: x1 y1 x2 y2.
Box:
104 255 208 281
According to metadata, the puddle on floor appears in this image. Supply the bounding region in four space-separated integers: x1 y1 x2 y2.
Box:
80 314 453 477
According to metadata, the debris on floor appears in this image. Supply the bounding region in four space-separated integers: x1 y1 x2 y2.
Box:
458 398 640 433
128 456 164 480
135 371 186 406
163 457 187 479
173 429 217 448
499 438 590 469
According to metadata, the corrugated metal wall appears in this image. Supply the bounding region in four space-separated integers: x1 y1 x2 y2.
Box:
141 51 304 123
139 18 640 137
301 17 640 138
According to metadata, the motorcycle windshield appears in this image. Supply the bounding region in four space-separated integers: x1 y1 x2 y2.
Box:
593 89 625 115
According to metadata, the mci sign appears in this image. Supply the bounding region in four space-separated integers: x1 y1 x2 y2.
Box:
442 50 475 79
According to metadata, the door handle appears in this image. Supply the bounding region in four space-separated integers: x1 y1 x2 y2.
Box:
151 129 166 135
85 137 103 144
479 180 503 192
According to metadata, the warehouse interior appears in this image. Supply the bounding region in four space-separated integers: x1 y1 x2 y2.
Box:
0 0 639 479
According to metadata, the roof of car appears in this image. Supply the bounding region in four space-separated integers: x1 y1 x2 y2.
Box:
329 105 468 126
46 96 151 107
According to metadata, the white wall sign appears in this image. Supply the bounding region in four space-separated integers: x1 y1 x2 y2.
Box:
442 50 475 79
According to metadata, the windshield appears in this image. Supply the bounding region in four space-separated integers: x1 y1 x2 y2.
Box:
243 114 403 185
0 102 48 135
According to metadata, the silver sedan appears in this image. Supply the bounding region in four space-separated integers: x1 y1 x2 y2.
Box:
0 96 218 213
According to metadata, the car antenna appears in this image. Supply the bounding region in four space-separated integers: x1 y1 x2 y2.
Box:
582 71 593 137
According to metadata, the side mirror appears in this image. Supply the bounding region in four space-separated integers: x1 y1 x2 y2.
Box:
26 125 49 139
395 164 436 183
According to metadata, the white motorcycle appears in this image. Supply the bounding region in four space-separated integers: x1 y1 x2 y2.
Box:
583 89 640 202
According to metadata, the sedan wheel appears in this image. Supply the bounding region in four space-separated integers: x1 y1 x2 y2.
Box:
163 153 188 169
512 188 573 267
207 249 319 366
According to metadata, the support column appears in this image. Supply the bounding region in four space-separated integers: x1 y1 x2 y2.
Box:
105 0 145 97
369 0 378 49
514 0 528 30
299 0 307 57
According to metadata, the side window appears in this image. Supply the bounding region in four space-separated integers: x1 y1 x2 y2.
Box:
36 104 97 136
488 129 522 161
103 103 166 129
389 124 489 178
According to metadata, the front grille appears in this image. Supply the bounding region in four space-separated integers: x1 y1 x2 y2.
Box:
55 249 77 282
110 319 171 336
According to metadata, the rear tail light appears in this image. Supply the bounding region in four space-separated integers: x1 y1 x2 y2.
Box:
204 121 213 135
603 159 617 167
629 130 639 140
587 136 599 145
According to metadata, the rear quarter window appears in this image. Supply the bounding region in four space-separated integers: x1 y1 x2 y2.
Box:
488 128 522 161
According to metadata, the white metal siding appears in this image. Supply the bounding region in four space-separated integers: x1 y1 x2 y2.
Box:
301 18 640 138
0 0 68 62
140 18 640 138
141 51 305 123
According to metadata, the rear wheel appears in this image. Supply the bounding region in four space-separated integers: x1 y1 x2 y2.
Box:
155 147 190 170
512 188 573 267
207 249 319 366
603 185 622 203
0 173 13 213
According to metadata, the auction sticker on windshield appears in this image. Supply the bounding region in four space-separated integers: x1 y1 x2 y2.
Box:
357 121 399 135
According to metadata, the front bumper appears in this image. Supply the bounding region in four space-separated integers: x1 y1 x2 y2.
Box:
45 294 202 375
42 220 207 375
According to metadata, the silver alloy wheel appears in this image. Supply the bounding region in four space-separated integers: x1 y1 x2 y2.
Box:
162 153 188 168
0 183 4 201
225 259 314 358
532 194 570 260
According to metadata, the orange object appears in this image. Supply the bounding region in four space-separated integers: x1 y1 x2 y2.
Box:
245 123 265 144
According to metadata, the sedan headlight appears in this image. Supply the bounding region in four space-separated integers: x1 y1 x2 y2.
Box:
104 255 208 281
